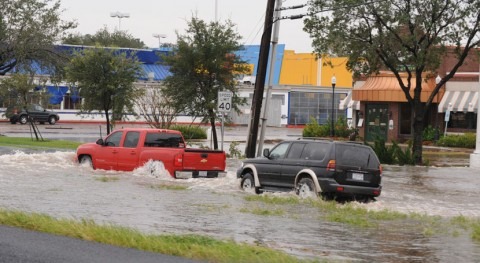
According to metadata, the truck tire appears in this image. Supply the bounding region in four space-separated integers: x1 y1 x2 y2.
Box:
19 115 28 125
296 177 318 198
79 155 93 169
240 173 261 194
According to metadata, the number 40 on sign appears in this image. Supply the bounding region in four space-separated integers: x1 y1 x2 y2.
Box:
217 91 233 112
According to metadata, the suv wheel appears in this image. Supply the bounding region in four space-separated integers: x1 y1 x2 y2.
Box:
19 115 28 125
241 173 261 194
48 116 57 125
296 177 318 198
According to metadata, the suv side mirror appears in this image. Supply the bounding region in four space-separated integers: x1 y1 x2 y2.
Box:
263 148 270 158
96 138 104 145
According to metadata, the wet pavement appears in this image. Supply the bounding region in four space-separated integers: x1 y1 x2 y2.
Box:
1 122 480 262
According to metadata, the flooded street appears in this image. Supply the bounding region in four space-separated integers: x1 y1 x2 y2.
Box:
1 148 480 262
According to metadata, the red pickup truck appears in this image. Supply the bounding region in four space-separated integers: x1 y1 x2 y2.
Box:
76 128 226 179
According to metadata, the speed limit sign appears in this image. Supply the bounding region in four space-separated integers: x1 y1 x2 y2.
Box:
217 91 233 112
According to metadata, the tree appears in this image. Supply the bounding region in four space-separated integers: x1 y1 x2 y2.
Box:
0 73 49 106
63 27 147 49
135 85 183 129
65 47 142 134
162 17 249 149
304 0 480 164
0 0 75 75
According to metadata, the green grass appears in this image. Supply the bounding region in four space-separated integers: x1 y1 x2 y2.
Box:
0 136 81 150
95 176 120 182
244 194 480 242
0 209 311 263
149 183 188 191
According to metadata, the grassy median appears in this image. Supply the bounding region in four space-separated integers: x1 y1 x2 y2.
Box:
0 136 81 150
0 209 315 263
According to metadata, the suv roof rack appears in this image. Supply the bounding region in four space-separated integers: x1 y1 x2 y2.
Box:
298 137 333 142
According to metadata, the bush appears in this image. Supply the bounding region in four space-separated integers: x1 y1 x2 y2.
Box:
302 116 355 138
436 133 476 148
367 138 415 165
423 125 440 141
170 125 207 140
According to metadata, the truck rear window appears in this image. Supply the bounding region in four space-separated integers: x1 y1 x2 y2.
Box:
144 133 184 148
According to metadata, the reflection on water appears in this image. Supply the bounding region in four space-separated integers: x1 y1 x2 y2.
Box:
0 149 479 262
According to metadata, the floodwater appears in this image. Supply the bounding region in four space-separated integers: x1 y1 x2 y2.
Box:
1 148 480 262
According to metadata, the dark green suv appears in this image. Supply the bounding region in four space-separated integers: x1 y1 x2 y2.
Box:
6 104 60 125
237 139 382 201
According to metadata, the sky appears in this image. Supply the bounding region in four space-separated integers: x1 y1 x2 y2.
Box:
58 0 314 53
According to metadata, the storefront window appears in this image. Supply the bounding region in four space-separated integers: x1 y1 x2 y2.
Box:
289 91 346 125
448 112 477 129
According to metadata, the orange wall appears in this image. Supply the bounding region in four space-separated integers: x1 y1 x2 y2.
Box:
279 51 318 85
279 51 352 88
320 57 352 88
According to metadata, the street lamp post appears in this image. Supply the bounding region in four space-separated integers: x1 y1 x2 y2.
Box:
435 74 442 141
152 34 167 48
110 11 130 31
331 75 336 137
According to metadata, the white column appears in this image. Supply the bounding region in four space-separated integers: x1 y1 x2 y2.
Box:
470 69 480 168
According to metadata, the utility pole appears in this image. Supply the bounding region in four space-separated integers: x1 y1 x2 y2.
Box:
245 0 276 158
256 0 282 157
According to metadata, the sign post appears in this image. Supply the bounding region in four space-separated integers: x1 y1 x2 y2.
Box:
217 91 233 151
444 110 451 137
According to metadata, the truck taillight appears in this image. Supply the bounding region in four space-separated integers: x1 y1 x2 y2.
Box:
174 153 183 167
327 160 336 171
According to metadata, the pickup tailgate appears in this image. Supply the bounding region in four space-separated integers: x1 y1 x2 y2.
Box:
176 148 226 178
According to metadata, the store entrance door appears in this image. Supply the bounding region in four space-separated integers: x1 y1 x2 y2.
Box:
365 103 389 142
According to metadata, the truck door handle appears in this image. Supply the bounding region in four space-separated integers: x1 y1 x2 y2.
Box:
201 153 208 158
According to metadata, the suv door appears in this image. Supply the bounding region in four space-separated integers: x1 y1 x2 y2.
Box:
257 142 291 187
277 142 307 188
27 105 48 122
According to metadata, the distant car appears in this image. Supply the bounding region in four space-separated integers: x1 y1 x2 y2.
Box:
237 139 383 201
6 104 60 125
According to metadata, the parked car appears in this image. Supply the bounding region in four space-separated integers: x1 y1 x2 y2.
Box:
237 139 383 201
6 104 59 125
76 128 227 179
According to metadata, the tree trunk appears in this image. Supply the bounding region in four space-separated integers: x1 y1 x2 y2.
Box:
208 109 218 150
105 109 111 135
411 101 425 165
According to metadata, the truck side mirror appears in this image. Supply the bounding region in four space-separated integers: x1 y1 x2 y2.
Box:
263 148 270 158
96 138 104 146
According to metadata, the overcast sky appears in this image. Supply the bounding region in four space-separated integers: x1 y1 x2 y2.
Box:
59 0 314 53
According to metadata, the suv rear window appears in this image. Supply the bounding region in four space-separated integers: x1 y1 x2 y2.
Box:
144 133 184 148
336 144 380 169
300 142 329 161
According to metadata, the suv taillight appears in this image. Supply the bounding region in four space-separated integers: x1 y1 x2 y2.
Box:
379 164 383 175
174 153 183 167
327 160 336 171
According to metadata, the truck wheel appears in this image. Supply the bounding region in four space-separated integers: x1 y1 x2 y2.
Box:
79 155 93 169
241 173 261 194
19 115 28 124
296 177 318 198
48 116 56 125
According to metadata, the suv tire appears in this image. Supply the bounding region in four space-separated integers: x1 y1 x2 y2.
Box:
19 115 28 125
48 116 57 125
241 173 261 194
296 177 318 198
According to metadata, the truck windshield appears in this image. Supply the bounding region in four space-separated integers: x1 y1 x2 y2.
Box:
144 133 184 148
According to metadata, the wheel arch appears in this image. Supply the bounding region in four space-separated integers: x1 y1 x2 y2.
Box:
240 164 261 187
295 169 321 193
